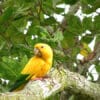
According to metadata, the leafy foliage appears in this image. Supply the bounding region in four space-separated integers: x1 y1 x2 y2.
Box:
0 0 100 99
81 0 100 13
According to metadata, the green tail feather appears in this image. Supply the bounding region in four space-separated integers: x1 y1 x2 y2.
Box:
9 74 32 92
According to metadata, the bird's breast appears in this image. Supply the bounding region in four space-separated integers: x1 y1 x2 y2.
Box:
36 62 52 77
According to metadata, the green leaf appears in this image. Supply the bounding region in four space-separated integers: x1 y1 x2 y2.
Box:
20 55 28 67
82 17 93 30
81 0 96 5
12 18 27 33
96 35 100 43
95 65 100 73
82 0 100 14
0 7 13 24
0 61 17 81
43 1 54 15
81 34 94 43
61 31 75 47
94 16 100 32
65 0 79 5
43 17 57 25
54 31 64 42
66 15 83 34
55 8 64 14
0 36 6 50
95 60 100 73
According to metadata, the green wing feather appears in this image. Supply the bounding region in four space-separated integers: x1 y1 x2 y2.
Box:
9 74 32 92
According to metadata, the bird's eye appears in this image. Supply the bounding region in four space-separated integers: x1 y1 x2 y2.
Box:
41 46 44 48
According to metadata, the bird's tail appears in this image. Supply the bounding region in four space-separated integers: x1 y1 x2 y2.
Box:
9 74 32 92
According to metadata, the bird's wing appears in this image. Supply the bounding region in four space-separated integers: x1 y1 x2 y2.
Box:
9 57 45 92
9 74 32 92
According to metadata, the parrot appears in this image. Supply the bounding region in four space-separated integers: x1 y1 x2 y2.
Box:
9 43 53 92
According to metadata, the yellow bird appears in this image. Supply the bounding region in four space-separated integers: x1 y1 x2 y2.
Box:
9 43 53 92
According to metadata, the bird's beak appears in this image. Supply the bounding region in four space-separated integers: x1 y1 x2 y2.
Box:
34 48 42 57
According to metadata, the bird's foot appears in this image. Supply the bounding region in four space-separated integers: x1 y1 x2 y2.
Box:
33 75 51 81
34 78 43 81
43 75 51 79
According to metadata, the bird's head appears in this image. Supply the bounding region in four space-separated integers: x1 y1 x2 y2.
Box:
34 43 53 61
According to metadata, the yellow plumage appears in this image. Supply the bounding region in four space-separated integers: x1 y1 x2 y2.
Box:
9 43 53 92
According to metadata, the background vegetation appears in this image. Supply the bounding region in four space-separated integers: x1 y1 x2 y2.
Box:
0 0 100 99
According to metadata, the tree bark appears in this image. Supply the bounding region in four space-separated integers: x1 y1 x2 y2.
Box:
0 68 100 100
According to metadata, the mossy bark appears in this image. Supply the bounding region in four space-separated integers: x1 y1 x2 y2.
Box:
0 68 100 100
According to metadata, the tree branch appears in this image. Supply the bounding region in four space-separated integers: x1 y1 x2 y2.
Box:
0 68 100 100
